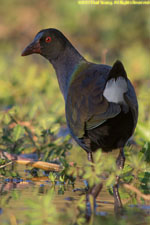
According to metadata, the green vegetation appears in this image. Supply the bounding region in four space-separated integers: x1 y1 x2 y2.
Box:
0 1 150 224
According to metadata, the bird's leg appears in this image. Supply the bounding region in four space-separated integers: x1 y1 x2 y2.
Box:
85 183 103 222
88 152 94 163
113 147 125 214
85 151 103 218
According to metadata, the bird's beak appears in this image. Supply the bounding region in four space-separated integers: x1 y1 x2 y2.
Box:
21 40 41 56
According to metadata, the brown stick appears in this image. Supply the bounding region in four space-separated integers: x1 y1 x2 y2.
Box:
123 183 150 201
0 161 13 169
0 151 61 172
16 160 61 172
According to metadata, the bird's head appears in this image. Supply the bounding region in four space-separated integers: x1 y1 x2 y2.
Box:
21 28 67 60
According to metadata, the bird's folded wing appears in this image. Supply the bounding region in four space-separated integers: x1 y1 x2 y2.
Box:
66 62 138 139
86 101 121 130
66 80 121 138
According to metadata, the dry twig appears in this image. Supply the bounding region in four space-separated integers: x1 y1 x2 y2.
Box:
0 161 13 169
16 160 61 172
123 183 150 201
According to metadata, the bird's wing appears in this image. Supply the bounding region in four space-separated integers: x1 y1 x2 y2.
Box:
66 61 138 139
66 62 121 138
86 95 121 130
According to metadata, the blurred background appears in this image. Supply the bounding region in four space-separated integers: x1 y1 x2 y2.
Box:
0 0 150 144
0 1 150 224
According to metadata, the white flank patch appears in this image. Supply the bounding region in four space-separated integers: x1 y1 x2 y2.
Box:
103 77 128 104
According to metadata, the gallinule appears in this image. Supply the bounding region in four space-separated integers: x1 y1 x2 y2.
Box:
22 28 138 212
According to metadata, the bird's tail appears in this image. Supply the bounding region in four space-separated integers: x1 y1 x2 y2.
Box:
103 60 128 106
107 60 127 81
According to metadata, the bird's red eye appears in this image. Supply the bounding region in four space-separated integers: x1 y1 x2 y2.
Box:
45 36 52 43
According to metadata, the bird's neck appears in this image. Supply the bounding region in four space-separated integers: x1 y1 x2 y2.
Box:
50 45 85 100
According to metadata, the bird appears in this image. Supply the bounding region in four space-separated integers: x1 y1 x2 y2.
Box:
22 28 138 212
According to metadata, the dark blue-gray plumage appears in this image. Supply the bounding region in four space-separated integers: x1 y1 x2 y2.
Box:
22 28 138 212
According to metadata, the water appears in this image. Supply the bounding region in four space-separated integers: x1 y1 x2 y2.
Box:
0 164 150 225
